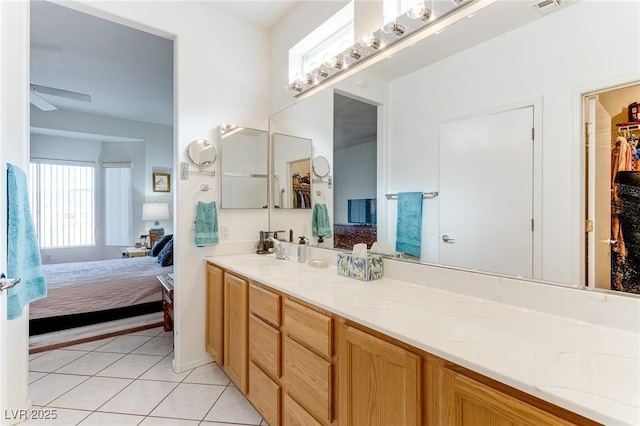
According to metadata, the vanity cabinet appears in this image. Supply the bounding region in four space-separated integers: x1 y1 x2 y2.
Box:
205 261 600 426
205 264 224 365
223 272 248 393
338 323 421 426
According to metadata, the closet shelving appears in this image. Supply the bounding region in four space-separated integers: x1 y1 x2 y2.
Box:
616 121 640 134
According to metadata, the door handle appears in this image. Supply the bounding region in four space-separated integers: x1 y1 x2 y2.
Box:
442 234 456 243
0 273 20 292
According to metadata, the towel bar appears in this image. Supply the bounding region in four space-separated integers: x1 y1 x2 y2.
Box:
385 191 438 200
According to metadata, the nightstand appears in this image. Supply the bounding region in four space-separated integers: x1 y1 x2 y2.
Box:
121 247 150 258
156 273 174 332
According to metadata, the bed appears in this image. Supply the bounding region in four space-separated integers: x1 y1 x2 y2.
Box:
29 256 173 335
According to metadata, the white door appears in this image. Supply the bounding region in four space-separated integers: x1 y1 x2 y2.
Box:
1 1 31 423
440 106 534 278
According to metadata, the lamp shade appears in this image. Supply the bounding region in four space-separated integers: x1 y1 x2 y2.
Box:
142 202 170 222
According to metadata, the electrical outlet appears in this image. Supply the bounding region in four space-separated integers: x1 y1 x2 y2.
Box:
222 225 230 240
44 254 51 262
303 224 310 236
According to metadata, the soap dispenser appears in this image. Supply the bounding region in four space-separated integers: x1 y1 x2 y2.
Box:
297 236 308 263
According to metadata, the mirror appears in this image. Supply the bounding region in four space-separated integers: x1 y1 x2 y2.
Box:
313 156 330 178
187 138 216 168
272 133 312 209
268 0 640 293
219 125 268 209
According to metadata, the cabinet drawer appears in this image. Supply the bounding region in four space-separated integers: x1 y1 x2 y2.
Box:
249 362 280 426
284 336 332 425
250 283 281 327
284 393 322 426
249 314 281 378
284 298 332 358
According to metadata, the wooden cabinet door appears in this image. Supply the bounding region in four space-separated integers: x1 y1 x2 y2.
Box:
206 263 224 365
338 324 421 426
223 272 248 394
440 369 573 426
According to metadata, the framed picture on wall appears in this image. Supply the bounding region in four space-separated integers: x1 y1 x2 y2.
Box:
153 172 171 192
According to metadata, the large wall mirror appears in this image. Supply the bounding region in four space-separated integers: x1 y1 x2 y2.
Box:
220 124 268 209
268 0 640 296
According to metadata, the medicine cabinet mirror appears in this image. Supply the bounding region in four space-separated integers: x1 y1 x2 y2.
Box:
272 133 312 209
219 124 268 209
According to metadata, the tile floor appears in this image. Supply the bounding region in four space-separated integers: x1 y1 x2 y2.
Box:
27 327 266 426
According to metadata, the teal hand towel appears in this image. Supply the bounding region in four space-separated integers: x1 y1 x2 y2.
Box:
395 192 423 257
7 163 47 320
195 201 219 247
312 203 332 238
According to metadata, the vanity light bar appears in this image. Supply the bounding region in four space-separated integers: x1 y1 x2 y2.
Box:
288 0 477 97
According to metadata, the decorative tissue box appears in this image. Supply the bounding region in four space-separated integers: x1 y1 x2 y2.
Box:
337 253 383 281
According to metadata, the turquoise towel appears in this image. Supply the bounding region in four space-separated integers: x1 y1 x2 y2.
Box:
395 192 423 257
312 203 332 238
195 201 219 247
7 163 47 320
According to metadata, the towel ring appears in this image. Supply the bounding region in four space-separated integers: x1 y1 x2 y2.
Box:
315 190 326 203
196 184 217 202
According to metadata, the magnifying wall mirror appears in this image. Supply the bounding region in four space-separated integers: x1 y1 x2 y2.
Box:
188 138 216 168
313 155 330 178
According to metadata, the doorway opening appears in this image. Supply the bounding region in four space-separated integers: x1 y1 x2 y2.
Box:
585 82 640 293
333 93 378 249
29 2 175 346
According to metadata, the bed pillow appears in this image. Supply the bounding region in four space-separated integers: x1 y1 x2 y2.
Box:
150 234 173 257
157 239 173 267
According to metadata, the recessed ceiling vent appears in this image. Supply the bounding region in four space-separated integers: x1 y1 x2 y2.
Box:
530 0 562 14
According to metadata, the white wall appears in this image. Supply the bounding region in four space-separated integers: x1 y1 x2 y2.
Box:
385 0 640 285
30 110 174 263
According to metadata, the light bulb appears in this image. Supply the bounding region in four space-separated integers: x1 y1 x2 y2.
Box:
295 72 314 85
382 21 406 37
406 1 432 21
358 31 381 50
340 41 362 61
323 54 343 70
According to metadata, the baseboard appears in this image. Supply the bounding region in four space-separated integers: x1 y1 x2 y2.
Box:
172 354 213 373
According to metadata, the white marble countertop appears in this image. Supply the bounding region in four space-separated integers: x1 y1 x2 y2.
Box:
204 253 640 425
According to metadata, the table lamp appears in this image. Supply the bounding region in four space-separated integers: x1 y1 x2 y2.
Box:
142 202 170 249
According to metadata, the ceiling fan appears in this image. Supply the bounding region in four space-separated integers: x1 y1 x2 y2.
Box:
30 83 92 111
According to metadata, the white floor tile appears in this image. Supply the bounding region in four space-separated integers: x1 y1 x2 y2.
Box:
29 349 88 373
22 408 91 425
65 336 116 351
29 352 46 361
94 335 153 353
139 356 191 382
78 411 144 425
150 383 225 421
204 386 262 425
29 373 88 406
95 354 164 379
201 422 262 426
131 336 173 356
29 371 47 384
139 417 199 426
56 351 125 375
98 379 177 415
183 362 230 386
49 376 132 411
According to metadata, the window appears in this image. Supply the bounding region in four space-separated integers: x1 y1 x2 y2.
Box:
104 165 132 246
289 2 354 82
30 162 95 248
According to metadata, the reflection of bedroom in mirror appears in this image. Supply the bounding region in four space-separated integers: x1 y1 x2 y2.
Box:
333 93 378 249
29 2 175 344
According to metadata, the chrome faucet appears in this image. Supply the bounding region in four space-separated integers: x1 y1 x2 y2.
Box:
268 236 289 260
